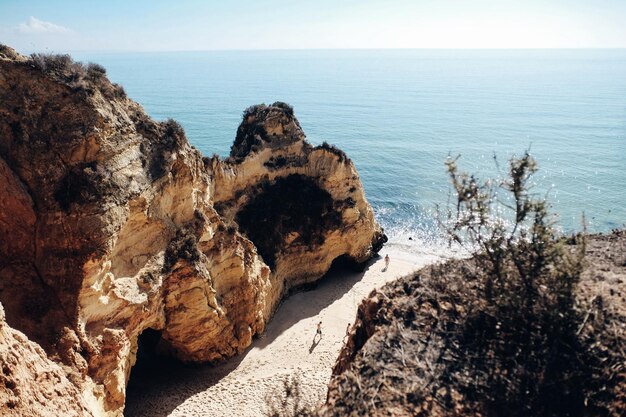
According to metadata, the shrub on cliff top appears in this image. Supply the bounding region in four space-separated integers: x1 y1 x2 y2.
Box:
324 154 621 416
271 101 294 116
316 142 349 163
242 104 267 119
86 62 106 80
146 118 186 180
29 52 75 74
0 43 14 57
441 151 585 315
27 52 126 99
163 118 185 140
438 151 597 415
242 102 294 119
231 102 299 160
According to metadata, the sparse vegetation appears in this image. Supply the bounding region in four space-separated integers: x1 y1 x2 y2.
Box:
315 142 349 163
112 83 126 98
243 103 267 119
263 154 307 170
437 152 597 415
29 53 92 93
263 155 288 169
271 101 294 117
231 106 270 159
264 375 315 417
26 52 126 99
53 162 118 211
325 153 624 416
146 118 187 179
86 62 106 79
0 43 15 57
230 102 300 160
29 53 73 73
163 118 184 139
163 228 201 271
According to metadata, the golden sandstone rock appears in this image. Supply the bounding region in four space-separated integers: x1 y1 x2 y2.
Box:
0 45 385 416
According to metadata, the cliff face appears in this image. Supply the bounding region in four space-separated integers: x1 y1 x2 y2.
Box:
0 303 94 416
213 103 385 293
0 46 385 416
322 232 626 416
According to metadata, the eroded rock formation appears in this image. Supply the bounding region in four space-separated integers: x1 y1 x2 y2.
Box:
0 303 95 416
0 45 385 416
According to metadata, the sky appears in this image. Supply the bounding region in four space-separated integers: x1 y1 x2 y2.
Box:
1 0 626 53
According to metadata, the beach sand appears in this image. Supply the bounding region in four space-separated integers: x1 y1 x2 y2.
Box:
124 249 443 417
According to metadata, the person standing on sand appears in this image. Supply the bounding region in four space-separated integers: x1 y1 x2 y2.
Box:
316 321 323 339
384 254 390 270
343 323 351 343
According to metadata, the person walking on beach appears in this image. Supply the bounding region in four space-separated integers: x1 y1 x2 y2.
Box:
384 254 390 270
316 321 323 339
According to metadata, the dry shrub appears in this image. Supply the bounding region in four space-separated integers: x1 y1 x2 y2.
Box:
27 52 125 99
437 152 618 416
325 152 623 417
264 375 316 417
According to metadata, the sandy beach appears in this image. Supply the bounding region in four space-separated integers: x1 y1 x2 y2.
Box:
124 248 443 416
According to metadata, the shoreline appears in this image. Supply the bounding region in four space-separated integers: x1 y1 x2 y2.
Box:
124 249 443 416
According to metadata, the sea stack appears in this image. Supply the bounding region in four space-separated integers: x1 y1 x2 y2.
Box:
0 45 385 416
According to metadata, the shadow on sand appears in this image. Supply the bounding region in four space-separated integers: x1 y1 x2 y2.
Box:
309 335 322 354
123 255 379 417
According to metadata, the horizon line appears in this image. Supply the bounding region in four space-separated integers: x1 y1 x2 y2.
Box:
11 46 626 55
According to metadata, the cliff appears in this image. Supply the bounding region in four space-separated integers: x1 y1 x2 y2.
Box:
0 303 94 416
0 45 385 416
322 231 626 416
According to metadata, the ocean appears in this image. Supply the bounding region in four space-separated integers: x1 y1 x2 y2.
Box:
74 49 626 252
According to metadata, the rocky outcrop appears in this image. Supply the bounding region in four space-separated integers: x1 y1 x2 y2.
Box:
0 303 95 417
212 103 385 294
0 45 385 416
322 231 626 416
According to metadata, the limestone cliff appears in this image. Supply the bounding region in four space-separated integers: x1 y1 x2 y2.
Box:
0 303 95 416
0 45 385 416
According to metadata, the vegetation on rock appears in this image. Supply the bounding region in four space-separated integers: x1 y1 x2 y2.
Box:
54 162 119 211
323 153 625 416
315 142 349 163
230 102 303 160
27 52 126 98
163 228 202 271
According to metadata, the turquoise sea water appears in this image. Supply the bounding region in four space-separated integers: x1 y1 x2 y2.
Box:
74 49 626 248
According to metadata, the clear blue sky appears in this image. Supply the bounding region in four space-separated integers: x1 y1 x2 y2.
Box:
1 0 625 52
